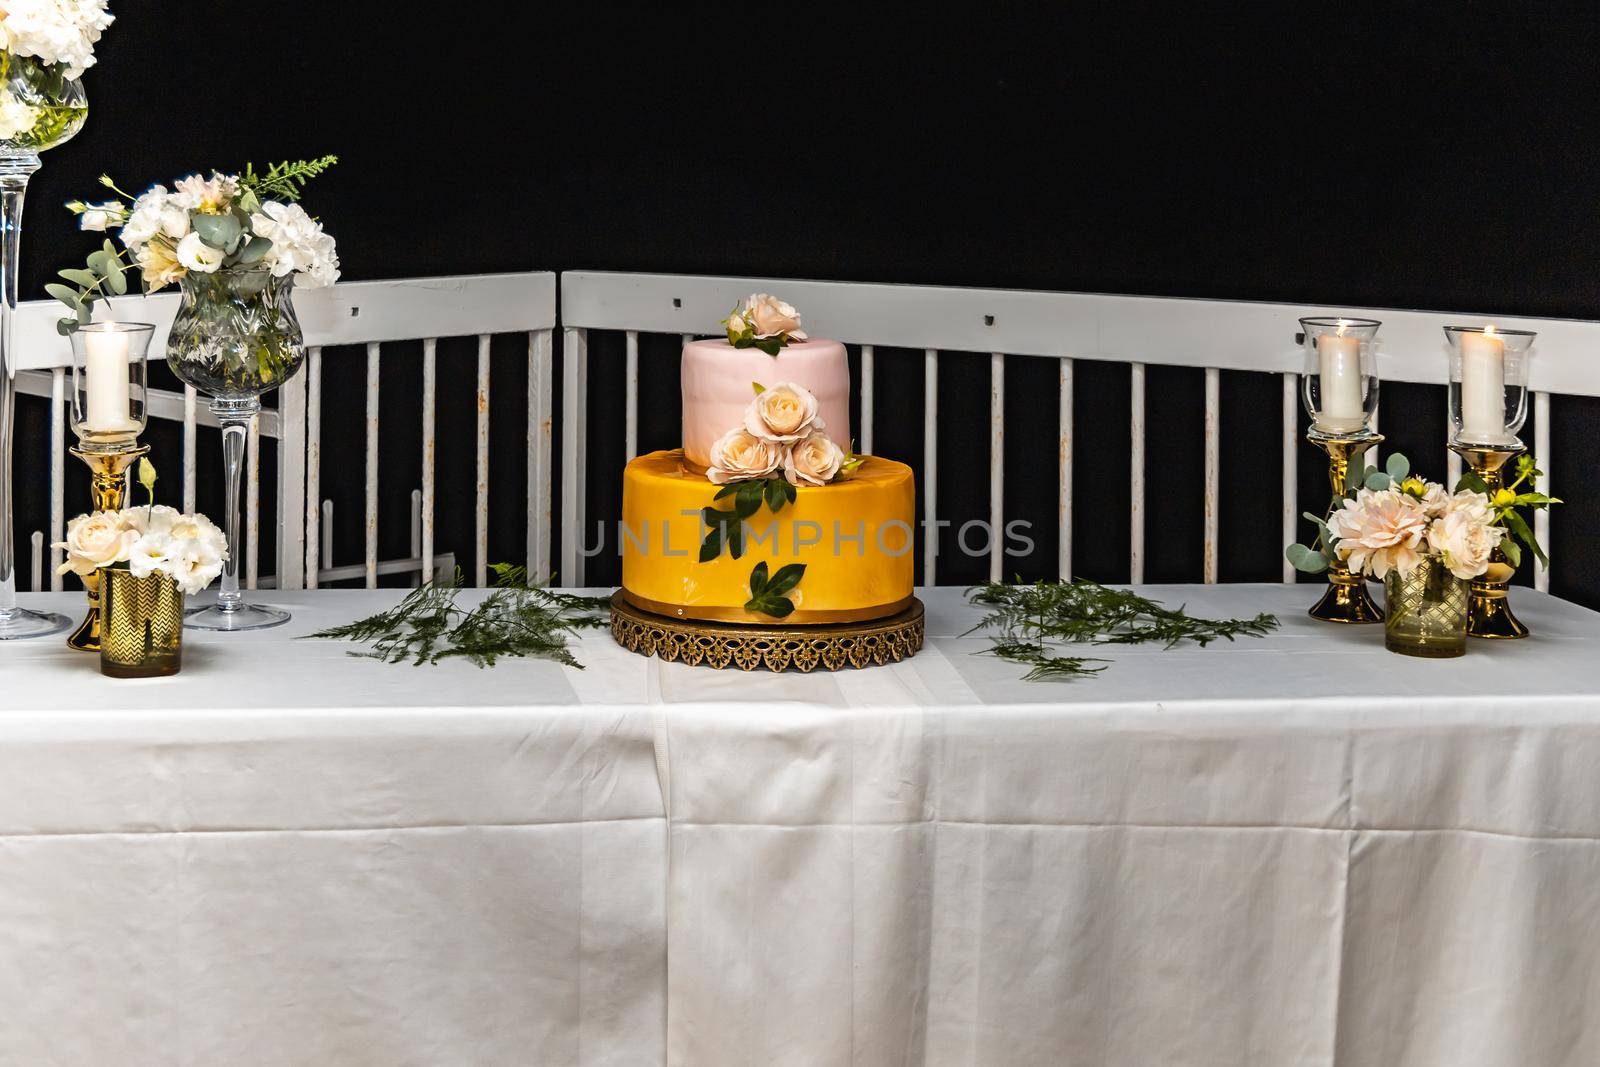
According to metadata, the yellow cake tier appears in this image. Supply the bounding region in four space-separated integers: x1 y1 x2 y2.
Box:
621 450 916 624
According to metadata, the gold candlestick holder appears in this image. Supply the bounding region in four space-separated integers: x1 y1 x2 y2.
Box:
1307 431 1385 624
1450 442 1529 639
65 443 148 652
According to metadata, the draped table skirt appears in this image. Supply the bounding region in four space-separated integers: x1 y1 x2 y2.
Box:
3 586 1598 1066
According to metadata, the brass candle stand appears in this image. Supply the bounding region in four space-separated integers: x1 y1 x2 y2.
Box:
65 443 148 652
1450 441 1529 639
1307 431 1385 624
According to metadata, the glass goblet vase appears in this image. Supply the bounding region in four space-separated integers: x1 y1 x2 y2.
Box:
0 52 86 640
166 268 306 631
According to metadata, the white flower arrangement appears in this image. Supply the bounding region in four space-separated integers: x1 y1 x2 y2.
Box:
1289 452 1561 581
0 0 113 79
54 457 226 595
52 158 340 331
722 293 808 354
707 381 857 486
56 505 226 596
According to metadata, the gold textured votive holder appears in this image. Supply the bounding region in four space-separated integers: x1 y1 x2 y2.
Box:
1450 442 1530 639
99 568 184 678
65 443 148 652
1306 430 1385 624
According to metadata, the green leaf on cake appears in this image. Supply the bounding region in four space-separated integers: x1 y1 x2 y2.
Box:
744 560 803 618
752 381 766 394
748 560 769 596
765 563 805 597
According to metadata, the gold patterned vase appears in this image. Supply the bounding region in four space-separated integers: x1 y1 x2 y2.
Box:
99 569 185 678
1383 557 1467 659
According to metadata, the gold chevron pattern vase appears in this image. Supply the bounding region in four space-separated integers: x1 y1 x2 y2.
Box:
99 569 185 679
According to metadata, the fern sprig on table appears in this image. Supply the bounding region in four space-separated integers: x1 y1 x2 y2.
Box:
966 580 1278 680
306 564 611 668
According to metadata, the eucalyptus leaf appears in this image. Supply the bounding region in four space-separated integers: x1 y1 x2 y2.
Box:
1386 453 1410 481
58 268 98 288
105 267 128 295
1286 543 1330 574
55 317 75 336
191 212 242 251
45 283 81 308
235 236 272 265
1364 471 1391 491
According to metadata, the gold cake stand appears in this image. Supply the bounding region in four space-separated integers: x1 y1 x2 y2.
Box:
610 591 924 672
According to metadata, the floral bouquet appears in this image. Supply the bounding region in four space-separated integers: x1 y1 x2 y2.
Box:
722 293 808 355
1289 453 1558 655
0 0 111 151
56 459 226 596
53 158 340 323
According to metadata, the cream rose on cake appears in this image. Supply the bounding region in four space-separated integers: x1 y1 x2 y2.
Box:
784 429 845 487
746 294 807 341
706 427 785 485
745 381 824 444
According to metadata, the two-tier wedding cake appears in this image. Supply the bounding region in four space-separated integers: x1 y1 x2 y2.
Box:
615 295 920 665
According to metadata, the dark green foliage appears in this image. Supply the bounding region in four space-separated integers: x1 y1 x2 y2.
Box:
966 579 1279 681
305 563 611 668
744 560 805 618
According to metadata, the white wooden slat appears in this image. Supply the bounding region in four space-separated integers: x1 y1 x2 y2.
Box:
48 368 63 590
560 327 589 586
1282 372 1298 584
923 348 939 586
1129 362 1146 584
321 499 334 570
1058 357 1073 582
528 330 553 582
624 330 639 460
1447 448 1463 490
365 341 380 589
246 414 260 591
183 384 197 514
860 344 875 455
1203 367 1220 584
410 488 423 585
1365 409 1380 476
989 352 1005 583
30 531 42 592
1535 390 1551 594
475 333 491 588
276 365 307 589
304 347 322 590
561 272 1600 399
421 338 436 584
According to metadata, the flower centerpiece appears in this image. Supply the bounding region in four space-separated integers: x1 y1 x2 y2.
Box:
54 460 225 676
53 157 338 633
0 0 110 152
721 293 808 355
1288 453 1557 657
54 158 339 392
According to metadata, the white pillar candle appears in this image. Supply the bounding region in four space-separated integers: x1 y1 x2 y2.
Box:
1316 329 1365 432
1460 327 1505 441
84 328 132 433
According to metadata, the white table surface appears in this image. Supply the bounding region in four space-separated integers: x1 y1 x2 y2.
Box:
3 584 1598 1066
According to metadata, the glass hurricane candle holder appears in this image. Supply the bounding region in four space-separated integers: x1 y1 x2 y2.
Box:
69 321 152 453
1444 325 1533 448
1300 317 1380 438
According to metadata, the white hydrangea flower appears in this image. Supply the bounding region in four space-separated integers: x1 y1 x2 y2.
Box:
0 0 114 79
250 200 340 288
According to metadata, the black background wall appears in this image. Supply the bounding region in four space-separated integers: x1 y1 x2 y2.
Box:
12 3 1600 604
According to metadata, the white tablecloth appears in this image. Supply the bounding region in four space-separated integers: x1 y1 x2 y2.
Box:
3 585 1599 1066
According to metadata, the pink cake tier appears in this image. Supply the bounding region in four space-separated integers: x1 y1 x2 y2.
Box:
681 338 852 468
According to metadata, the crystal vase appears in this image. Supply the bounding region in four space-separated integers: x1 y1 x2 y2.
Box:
1383 557 1468 659
167 269 306 631
0 53 85 640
